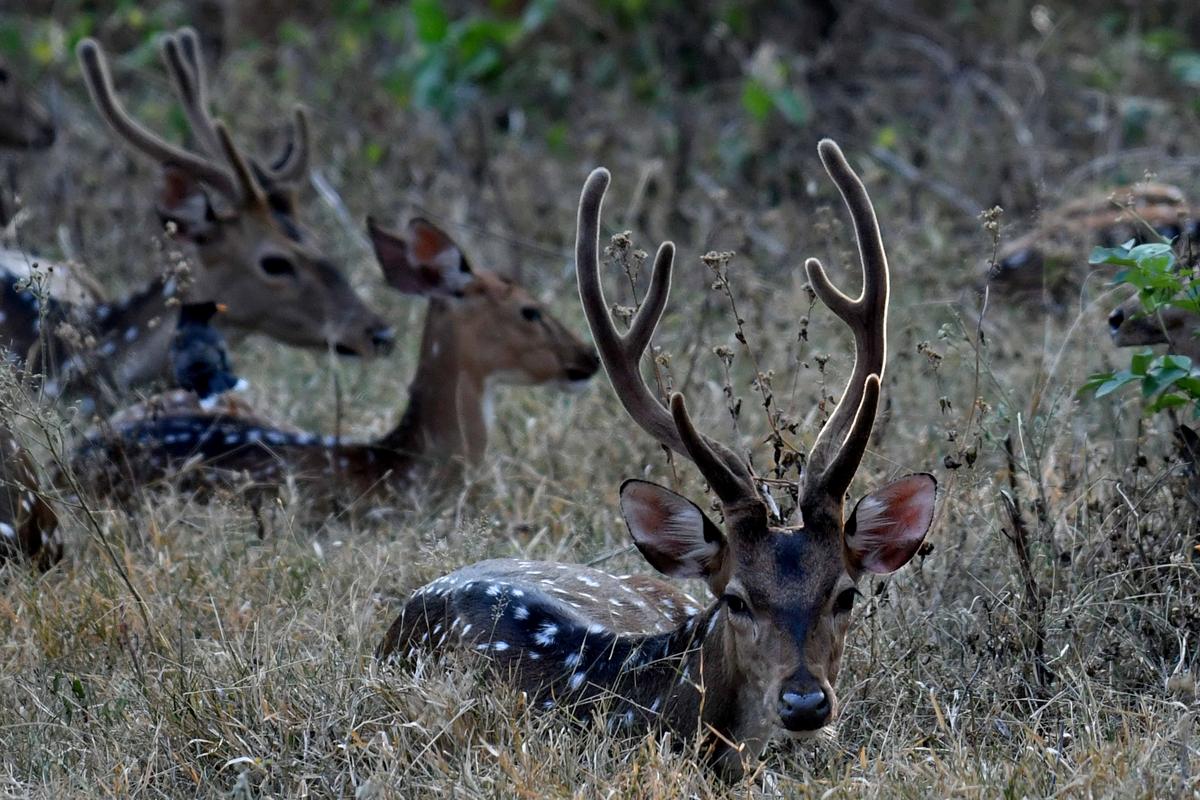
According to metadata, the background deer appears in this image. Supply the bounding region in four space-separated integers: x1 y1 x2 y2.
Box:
0 424 60 571
0 57 56 150
988 182 1197 303
0 29 394 409
1107 295 1200 363
375 141 938 778
70 216 599 505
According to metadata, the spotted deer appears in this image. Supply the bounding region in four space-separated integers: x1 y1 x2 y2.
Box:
1107 294 1200 363
375 141 938 777
988 182 1198 304
70 216 600 504
0 29 393 408
0 424 60 570
0 56 55 150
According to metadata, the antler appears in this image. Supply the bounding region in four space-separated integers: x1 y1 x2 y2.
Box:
77 29 270 208
800 139 890 508
576 168 755 504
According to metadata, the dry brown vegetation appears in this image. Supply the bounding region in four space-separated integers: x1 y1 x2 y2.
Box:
1 1 1198 797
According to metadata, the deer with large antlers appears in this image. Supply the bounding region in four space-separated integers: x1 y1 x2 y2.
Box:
376 141 937 777
0 29 392 409
70 216 600 505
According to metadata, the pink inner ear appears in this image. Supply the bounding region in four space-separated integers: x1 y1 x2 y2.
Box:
408 220 456 265
619 480 720 580
848 473 936 574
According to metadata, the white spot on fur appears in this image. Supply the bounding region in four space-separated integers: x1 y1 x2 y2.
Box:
534 623 558 647
0 523 13 539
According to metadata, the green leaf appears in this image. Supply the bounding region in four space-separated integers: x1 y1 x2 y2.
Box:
413 0 450 44
1149 393 1190 412
1089 244 1135 267
1130 352 1154 375
1095 370 1138 397
770 87 808 126
741 79 772 122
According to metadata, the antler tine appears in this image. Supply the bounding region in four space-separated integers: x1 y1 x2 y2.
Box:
77 37 241 203
265 106 311 185
576 168 755 499
669 393 755 503
214 121 268 208
161 29 222 158
802 139 890 505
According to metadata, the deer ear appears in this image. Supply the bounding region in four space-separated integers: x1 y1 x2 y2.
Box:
844 473 936 575
157 167 217 240
368 216 474 298
620 479 727 581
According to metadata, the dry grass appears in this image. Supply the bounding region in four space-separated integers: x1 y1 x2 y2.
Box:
1 2 1199 797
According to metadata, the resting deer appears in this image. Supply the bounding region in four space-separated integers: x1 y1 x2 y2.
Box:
71 216 600 504
0 57 55 150
375 141 938 777
1107 293 1200 364
0 424 60 570
0 29 393 409
989 182 1197 303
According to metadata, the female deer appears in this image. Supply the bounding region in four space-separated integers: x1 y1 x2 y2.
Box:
376 141 937 777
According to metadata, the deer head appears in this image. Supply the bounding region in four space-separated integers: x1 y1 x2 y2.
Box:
1108 294 1200 364
76 29 393 357
0 57 55 150
368 217 600 391
377 141 937 778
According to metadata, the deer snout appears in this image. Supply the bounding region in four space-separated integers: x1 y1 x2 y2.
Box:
564 349 600 383
1108 306 1125 337
777 688 831 732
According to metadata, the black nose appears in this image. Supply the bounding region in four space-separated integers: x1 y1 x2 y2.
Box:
370 326 396 354
778 689 831 732
566 349 600 382
1108 307 1125 336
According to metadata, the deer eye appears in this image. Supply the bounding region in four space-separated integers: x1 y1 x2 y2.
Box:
833 587 860 615
722 593 750 616
259 255 296 278
521 306 542 322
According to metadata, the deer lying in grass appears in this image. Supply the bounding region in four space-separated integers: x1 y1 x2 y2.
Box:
0 57 55 150
0 425 60 571
988 182 1197 304
0 29 393 410
71 216 599 505
376 141 938 778
1107 287 1200 364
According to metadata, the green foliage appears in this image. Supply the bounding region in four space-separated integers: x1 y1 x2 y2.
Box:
380 0 557 116
1083 240 1200 415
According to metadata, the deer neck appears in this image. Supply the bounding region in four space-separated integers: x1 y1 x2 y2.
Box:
376 301 490 470
595 605 769 766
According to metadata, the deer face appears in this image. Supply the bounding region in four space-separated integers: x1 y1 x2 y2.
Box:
621 474 935 739
0 60 55 149
1108 293 1200 364
369 217 599 388
159 169 394 357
